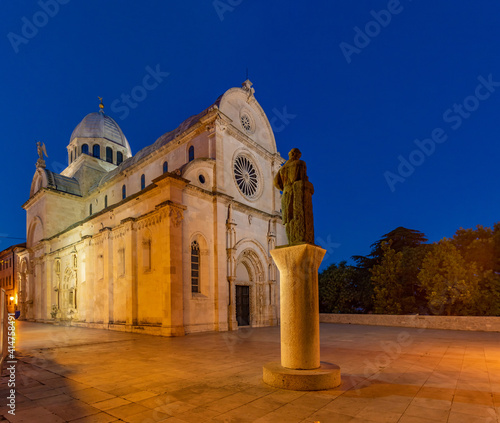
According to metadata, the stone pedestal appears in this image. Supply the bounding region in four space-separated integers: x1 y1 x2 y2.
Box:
263 244 341 390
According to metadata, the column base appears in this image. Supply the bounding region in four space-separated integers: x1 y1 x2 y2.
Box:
263 361 341 391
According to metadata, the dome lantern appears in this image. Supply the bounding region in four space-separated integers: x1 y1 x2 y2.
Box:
66 111 132 169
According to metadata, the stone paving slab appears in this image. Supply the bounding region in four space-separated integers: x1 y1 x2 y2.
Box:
0 321 499 422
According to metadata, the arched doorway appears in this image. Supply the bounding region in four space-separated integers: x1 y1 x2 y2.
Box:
234 248 266 327
235 263 252 326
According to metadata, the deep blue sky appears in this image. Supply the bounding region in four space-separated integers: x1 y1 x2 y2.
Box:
2 1 500 269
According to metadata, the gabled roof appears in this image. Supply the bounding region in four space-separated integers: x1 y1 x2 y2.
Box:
92 95 222 191
44 169 82 196
0 242 26 256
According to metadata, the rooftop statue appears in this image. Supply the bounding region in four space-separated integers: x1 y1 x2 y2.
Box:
37 141 48 160
273 148 314 245
36 141 48 168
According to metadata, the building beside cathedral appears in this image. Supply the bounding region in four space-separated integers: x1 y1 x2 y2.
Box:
18 81 287 335
0 242 26 313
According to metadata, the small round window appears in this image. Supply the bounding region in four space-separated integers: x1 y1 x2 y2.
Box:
198 174 206 184
234 155 259 198
240 114 252 132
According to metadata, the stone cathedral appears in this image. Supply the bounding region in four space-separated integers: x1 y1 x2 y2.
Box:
18 81 287 336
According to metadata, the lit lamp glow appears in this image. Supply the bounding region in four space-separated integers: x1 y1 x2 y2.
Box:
9 296 14 301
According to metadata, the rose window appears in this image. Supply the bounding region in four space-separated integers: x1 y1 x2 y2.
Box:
233 155 258 198
241 115 252 132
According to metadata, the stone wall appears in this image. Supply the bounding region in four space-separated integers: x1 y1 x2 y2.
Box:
319 313 500 332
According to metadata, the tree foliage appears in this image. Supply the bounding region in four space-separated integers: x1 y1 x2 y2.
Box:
371 241 404 314
450 225 500 315
418 240 480 316
353 226 427 269
318 261 372 313
319 224 500 316
370 241 433 314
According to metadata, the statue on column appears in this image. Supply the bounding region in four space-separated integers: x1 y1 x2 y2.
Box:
273 148 314 245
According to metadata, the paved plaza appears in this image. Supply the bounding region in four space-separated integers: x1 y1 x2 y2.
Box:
0 321 499 423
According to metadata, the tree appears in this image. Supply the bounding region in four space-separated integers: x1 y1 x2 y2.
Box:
355 228 428 315
353 226 427 269
371 241 435 315
418 240 480 316
450 225 500 315
452 225 497 271
318 261 372 313
370 241 404 314
399 243 434 313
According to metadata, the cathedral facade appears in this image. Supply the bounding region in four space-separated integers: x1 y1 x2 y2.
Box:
18 81 287 335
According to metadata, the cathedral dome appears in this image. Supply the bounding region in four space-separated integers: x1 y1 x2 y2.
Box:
70 112 131 152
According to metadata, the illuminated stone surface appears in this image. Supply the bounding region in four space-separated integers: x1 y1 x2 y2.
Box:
263 362 341 391
2 321 499 422
264 244 341 390
17 81 287 335
271 244 326 370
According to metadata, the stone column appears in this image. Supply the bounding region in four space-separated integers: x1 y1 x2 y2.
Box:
101 228 113 325
123 218 138 328
82 236 93 323
160 202 186 337
272 244 323 369
263 243 341 390
226 203 238 331
150 173 188 337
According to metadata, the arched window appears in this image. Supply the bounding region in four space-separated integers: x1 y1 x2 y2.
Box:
163 161 168 174
191 241 200 293
117 151 123 165
141 174 146 190
106 147 113 163
81 144 89 155
70 151 73 163
122 184 126 200
104 195 108 208
89 204 92 215
188 146 194 162
93 144 100 159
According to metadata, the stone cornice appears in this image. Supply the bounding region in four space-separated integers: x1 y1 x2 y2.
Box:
22 186 83 210
218 115 279 162
47 239 86 257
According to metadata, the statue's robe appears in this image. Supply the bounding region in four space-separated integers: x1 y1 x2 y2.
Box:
274 159 314 244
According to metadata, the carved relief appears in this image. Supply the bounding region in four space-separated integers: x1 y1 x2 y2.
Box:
206 123 216 133
169 207 184 227
215 117 227 132
136 214 162 229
